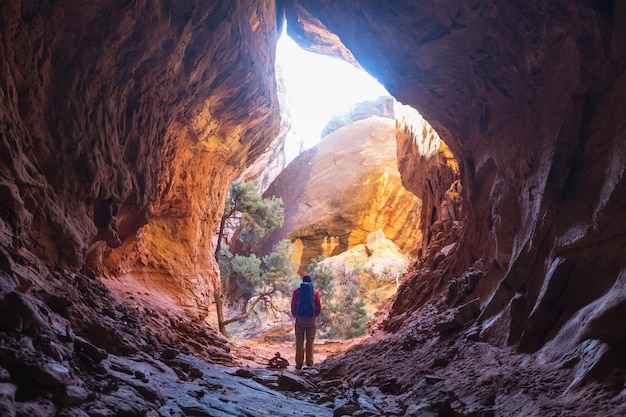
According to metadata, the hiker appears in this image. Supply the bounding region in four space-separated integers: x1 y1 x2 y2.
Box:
290 274 322 370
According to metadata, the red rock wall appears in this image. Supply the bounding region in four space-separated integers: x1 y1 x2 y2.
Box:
395 105 460 257
0 1 282 312
284 0 626 372
1 0 625 383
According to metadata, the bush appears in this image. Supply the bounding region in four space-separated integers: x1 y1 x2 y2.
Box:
327 285 368 339
308 258 368 339
307 257 336 334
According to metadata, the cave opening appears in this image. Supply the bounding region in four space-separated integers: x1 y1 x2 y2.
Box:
216 30 462 364
276 29 390 159
2 3 624 416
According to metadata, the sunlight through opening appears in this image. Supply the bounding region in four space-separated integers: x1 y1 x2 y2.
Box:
276 29 390 161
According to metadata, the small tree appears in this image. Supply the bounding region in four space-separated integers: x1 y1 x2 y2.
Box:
335 285 368 339
214 179 288 336
216 239 298 335
227 252 263 301
262 239 301 297
215 178 283 259
308 257 336 334
308 257 369 339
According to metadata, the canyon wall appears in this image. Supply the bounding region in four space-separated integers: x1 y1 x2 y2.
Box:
0 1 282 313
284 0 626 378
395 104 460 258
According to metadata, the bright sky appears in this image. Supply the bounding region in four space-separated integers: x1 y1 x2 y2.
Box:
276 31 389 159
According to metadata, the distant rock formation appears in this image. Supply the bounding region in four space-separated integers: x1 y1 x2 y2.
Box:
321 95 395 138
320 229 409 282
319 229 408 320
258 116 423 273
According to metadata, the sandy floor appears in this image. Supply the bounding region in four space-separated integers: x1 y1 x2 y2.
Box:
231 335 367 370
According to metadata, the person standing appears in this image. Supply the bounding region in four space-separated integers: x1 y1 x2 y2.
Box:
290 274 322 370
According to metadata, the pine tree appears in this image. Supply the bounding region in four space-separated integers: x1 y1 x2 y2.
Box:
214 179 292 336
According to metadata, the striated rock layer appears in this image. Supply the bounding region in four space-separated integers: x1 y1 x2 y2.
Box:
285 0 626 383
0 1 285 414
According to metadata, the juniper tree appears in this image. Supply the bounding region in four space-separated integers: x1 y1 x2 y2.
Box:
214 179 293 336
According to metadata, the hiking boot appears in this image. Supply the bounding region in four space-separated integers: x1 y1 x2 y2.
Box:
295 364 302 370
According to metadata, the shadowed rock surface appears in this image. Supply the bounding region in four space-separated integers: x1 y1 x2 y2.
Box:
1 1 625 416
286 0 626 392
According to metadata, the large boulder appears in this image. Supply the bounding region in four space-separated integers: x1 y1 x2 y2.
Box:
259 115 423 272
320 229 409 283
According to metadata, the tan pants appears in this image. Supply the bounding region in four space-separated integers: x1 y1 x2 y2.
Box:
295 316 316 367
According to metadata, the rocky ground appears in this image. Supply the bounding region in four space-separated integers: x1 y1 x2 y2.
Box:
2 266 625 416
235 296 626 417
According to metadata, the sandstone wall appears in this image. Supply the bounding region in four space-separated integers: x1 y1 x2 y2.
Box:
259 117 423 273
395 103 460 257
1 0 625 386
284 0 626 377
0 1 282 313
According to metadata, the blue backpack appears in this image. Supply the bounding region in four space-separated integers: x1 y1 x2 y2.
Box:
297 282 316 317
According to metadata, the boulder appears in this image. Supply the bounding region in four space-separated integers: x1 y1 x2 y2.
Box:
259 116 423 272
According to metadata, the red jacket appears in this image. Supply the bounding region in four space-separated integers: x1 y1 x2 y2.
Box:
291 287 322 318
